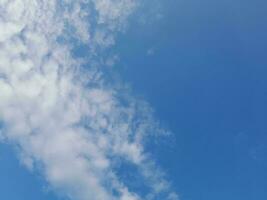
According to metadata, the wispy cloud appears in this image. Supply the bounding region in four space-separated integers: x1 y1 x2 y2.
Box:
0 1 178 200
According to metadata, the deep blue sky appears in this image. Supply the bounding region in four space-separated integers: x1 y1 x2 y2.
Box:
116 0 267 199
1 0 267 200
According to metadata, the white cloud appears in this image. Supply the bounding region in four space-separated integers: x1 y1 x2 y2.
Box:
0 1 178 200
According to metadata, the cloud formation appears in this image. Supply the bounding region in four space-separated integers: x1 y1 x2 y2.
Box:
0 1 178 200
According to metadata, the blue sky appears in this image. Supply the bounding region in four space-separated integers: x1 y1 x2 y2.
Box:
117 0 267 199
0 0 267 200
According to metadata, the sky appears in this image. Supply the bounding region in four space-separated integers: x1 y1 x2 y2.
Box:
0 0 267 200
